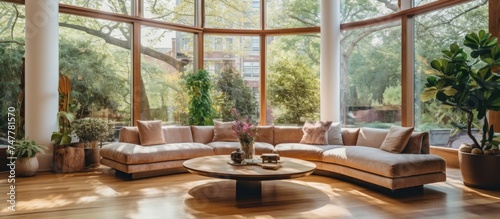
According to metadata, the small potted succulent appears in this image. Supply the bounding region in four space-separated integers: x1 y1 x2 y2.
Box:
13 139 47 177
420 30 500 189
72 117 109 168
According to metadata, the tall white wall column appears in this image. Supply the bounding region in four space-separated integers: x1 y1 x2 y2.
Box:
320 0 341 122
25 0 59 170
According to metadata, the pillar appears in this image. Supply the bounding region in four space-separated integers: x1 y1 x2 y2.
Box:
320 0 341 122
25 0 59 171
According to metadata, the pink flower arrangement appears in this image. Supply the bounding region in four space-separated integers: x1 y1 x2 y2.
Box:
231 108 257 144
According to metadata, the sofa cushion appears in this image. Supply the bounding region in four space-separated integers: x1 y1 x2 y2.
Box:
380 125 414 153
341 128 359 146
328 122 343 145
207 142 275 155
321 146 445 178
300 121 332 145
100 142 214 165
162 126 194 144
191 126 214 144
356 127 388 148
274 143 341 161
255 126 274 144
118 127 140 144
213 121 238 142
137 120 166 146
274 126 303 145
403 132 429 154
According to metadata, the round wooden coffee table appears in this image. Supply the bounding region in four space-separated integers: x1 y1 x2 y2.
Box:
183 155 316 200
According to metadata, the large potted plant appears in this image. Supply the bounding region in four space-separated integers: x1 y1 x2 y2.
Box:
13 139 47 177
51 75 85 173
420 30 500 189
73 117 109 168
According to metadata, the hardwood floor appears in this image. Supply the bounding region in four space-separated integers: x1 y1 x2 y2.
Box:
1 167 499 219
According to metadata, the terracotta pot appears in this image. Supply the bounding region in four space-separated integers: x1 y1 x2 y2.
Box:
459 150 500 190
16 157 39 177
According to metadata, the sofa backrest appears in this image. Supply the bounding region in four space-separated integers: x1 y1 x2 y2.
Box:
190 126 214 144
118 124 429 154
354 127 429 154
118 126 194 145
255 126 274 144
273 126 303 145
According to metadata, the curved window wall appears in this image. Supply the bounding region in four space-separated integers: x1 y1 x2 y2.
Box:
0 0 492 133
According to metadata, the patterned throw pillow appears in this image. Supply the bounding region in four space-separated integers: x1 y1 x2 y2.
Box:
300 121 333 145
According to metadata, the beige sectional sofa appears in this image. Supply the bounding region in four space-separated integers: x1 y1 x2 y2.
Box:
100 125 446 191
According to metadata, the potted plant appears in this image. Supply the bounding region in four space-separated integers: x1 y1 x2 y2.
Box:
420 30 500 189
13 139 47 177
72 117 109 168
51 75 85 173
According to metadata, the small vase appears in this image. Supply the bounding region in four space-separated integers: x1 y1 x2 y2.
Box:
240 141 255 163
231 148 245 164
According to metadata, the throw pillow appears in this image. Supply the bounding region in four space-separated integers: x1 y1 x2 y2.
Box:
300 121 333 145
212 120 238 142
137 120 166 146
327 122 343 145
380 125 414 153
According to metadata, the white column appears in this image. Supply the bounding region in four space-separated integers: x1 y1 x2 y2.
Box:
25 0 59 171
320 0 341 122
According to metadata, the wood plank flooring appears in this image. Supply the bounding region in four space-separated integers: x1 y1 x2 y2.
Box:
1 167 499 219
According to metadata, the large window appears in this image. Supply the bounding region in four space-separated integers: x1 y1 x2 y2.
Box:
59 14 133 129
340 0 399 23
143 0 195 25
0 0 492 130
60 0 133 15
205 0 260 29
204 35 260 122
0 2 25 142
266 0 320 29
414 0 488 147
140 26 194 125
342 22 402 128
266 34 320 125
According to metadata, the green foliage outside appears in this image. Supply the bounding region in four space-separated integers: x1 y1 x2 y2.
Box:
184 69 214 125
268 56 319 124
213 66 258 122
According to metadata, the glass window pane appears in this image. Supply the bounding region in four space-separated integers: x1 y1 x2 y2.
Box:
205 0 260 29
266 34 320 125
414 0 437 7
59 14 133 138
204 35 260 122
143 0 195 26
0 3 25 142
266 0 320 29
60 0 132 15
141 26 194 125
414 1 488 147
341 22 402 128
341 0 399 23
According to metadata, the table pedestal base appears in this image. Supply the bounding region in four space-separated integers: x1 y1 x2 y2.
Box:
236 180 261 200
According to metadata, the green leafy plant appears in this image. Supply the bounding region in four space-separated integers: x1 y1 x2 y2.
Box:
420 30 500 153
51 75 77 145
14 139 47 158
184 69 214 125
72 117 109 143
